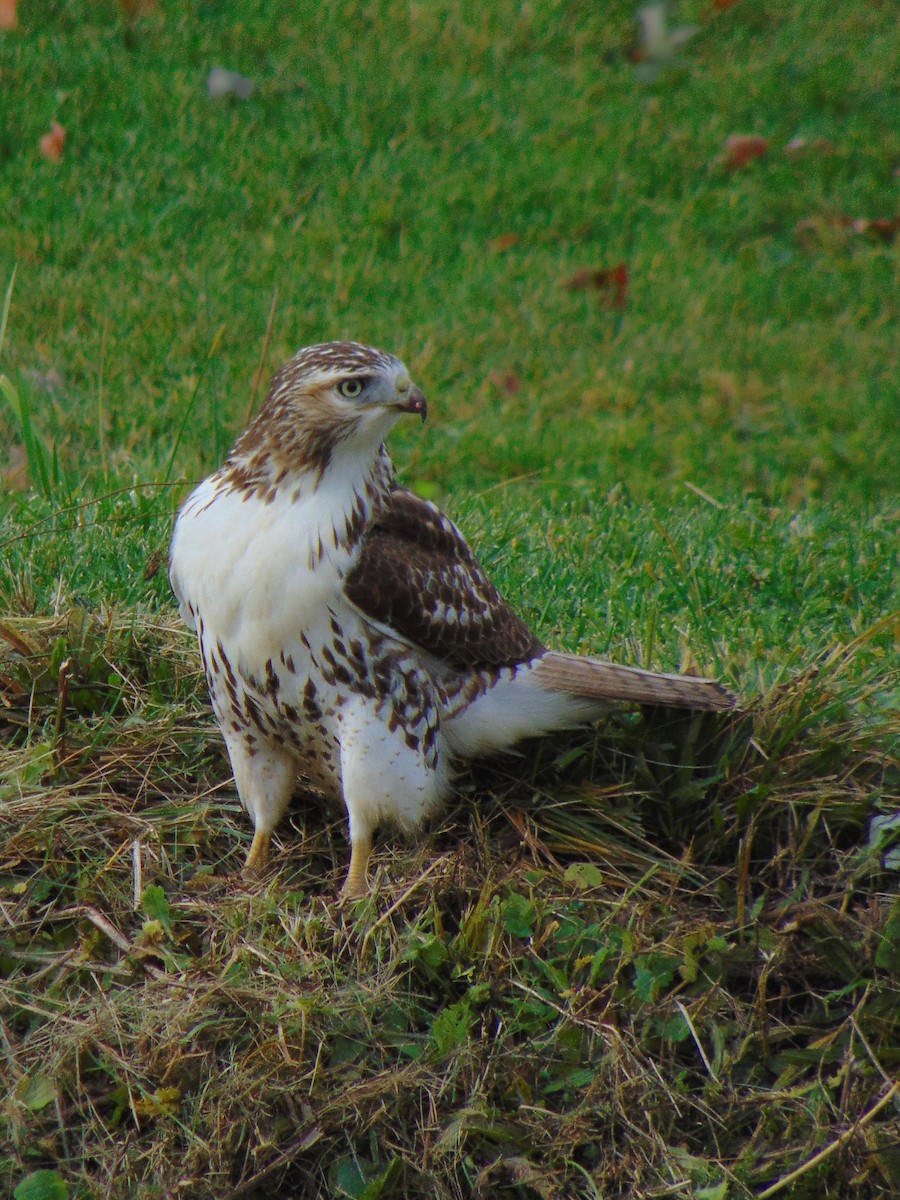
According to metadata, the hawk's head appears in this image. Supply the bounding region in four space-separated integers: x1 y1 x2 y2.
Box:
233 342 427 476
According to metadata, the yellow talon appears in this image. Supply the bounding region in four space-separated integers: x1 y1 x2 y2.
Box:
340 836 373 900
242 830 272 879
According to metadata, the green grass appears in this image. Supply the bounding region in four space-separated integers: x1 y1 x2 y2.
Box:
1 2 898 1198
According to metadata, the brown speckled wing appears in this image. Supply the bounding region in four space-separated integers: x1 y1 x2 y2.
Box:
344 488 545 670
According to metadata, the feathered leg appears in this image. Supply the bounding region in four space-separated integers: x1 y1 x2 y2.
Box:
221 733 299 879
337 690 448 899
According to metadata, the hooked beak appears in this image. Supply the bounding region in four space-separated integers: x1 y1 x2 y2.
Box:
394 384 427 424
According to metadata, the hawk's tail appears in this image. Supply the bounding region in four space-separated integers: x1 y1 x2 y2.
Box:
532 651 736 712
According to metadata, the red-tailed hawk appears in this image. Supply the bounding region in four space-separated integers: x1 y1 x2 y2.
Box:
170 342 734 898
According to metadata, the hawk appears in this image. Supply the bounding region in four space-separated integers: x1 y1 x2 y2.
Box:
170 342 734 899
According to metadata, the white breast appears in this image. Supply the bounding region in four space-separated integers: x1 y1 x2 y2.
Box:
170 472 360 673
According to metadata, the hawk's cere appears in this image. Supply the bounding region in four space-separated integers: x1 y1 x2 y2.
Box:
170 343 734 899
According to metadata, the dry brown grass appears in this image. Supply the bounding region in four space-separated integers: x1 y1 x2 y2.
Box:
1 612 898 1199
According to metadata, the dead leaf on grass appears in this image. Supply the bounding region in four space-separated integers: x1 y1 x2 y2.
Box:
39 121 66 162
563 263 629 308
852 217 899 242
722 134 769 169
144 549 164 581
488 233 520 252
488 370 521 396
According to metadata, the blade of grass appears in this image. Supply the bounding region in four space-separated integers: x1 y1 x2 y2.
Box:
162 325 226 487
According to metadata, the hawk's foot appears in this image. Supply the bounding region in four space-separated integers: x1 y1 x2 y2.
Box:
242 830 272 880
340 836 373 901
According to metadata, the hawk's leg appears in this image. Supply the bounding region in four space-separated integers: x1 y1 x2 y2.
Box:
221 732 298 880
243 829 273 879
337 688 447 899
340 831 373 900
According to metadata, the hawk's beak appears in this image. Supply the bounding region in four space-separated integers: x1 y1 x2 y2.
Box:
395 385 427 424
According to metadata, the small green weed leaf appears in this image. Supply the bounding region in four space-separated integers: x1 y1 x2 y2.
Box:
14 1170 69 1200
138 919 167 945
563 862 605 889
555 745 589 770
140 884 172 934
679 954 699 983
361 1158 402 1199
332 1158 367 1198
396 1040 423 1060
402 932 449 972
17 1073 57 1111
0 741 55 797
531 954 569 993
30 876 55 903
429 1000 475 1057
544 1065 595 1095
632 954 679 1002
501 894 536 938
331 1155 401 1199
695 1182 729 1200
659 1014 691 1043
669 1147 708 1173
584 945 613 986
328 1034 362 1067
633 965 658 1003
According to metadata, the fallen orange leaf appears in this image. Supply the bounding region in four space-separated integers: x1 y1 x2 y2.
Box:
488 370 521 396
723 134 769 169
488 233 520 252
39 122 66 161
852 217 899 243
563 263 628 308
0 0 17 32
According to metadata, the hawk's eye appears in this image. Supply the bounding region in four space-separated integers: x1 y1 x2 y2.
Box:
338 379 364 399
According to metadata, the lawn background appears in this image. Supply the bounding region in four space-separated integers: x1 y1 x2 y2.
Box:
1 2 898 1198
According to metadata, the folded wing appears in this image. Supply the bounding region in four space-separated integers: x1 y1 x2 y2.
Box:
343 487 544 670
